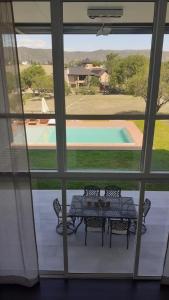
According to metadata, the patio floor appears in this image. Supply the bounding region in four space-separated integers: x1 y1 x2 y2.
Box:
32 190 169 276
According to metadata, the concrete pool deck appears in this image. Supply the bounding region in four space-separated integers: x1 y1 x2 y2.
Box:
12 120 143 150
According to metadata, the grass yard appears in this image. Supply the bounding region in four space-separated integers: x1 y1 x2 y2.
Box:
65 94 146 115
29 120 169 190
24 93 146 114
23 93 169 114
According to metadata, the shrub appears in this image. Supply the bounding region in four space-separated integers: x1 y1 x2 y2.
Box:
89 76 100 87
76 87 97 95
64 81 71 95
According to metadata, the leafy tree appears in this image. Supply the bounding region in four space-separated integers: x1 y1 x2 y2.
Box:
89 76 100 87
21 64 45 88
20 75 27 90
105 53 118 73
127 61 169 112
121 55 147 81
91 60 103 67
126 68 148 100
106 54 148 92
32 75 53 93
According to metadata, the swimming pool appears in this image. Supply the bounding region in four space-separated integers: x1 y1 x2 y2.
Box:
21 126 133 145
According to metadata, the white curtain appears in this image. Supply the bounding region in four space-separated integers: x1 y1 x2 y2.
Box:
0 1 39 286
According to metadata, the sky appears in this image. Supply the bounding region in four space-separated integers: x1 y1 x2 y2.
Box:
16 34 169 51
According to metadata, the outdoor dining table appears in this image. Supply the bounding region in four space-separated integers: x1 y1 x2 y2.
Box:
68 195 138 233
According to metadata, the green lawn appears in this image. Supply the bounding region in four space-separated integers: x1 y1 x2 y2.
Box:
29 120 169 190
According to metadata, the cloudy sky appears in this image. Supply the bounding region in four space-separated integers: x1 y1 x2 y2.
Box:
16 34 169 51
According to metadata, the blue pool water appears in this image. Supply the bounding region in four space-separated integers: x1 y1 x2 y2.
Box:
22 126 133 145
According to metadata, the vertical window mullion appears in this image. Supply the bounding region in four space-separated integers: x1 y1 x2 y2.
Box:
51 0 66 174
62 179 69 276
133 181 145 278
143 0 167 175
51 0 68 276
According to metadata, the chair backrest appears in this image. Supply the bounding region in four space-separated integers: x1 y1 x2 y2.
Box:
143 198 151 218
110 219 129 234
53 198 61 218
104 185 121 198
83 185 100 197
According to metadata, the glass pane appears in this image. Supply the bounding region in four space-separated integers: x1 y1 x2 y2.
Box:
156 34 169 115
64 32 152 115
32 179 64 271
66 180 140 274
66 120 144 171
156 3 169 115
138 183 169 276
151 120 169 171
16 33 55 114
22 118 57 169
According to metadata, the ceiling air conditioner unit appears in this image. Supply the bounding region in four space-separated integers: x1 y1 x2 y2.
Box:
87 7 123 19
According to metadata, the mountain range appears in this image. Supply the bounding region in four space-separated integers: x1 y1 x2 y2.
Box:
17 47 169 64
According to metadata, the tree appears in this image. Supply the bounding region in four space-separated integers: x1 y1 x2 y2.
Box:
89 76 100 87
91 60 103 67
126 68 148 101
20 75 27 91
106 54 148 92
105 53 118 74
127 61 169 112
32 74 53 93
121 55 147 80
21 64 45 88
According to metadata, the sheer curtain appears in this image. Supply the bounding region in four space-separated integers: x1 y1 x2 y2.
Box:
0 1 39 286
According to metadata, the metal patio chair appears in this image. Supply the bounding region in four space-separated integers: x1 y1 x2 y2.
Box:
104 185 121 198
129 198 151 234
53 198 76 235
84 216 106 247
83 185 100 197
109 218 130 249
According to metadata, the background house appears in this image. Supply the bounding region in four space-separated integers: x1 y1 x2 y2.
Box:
64 59 109 89
64 66 91 87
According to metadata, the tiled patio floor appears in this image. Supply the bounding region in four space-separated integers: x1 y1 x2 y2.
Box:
33 190 169 276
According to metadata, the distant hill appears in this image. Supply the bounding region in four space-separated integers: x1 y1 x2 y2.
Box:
17 47 169 64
